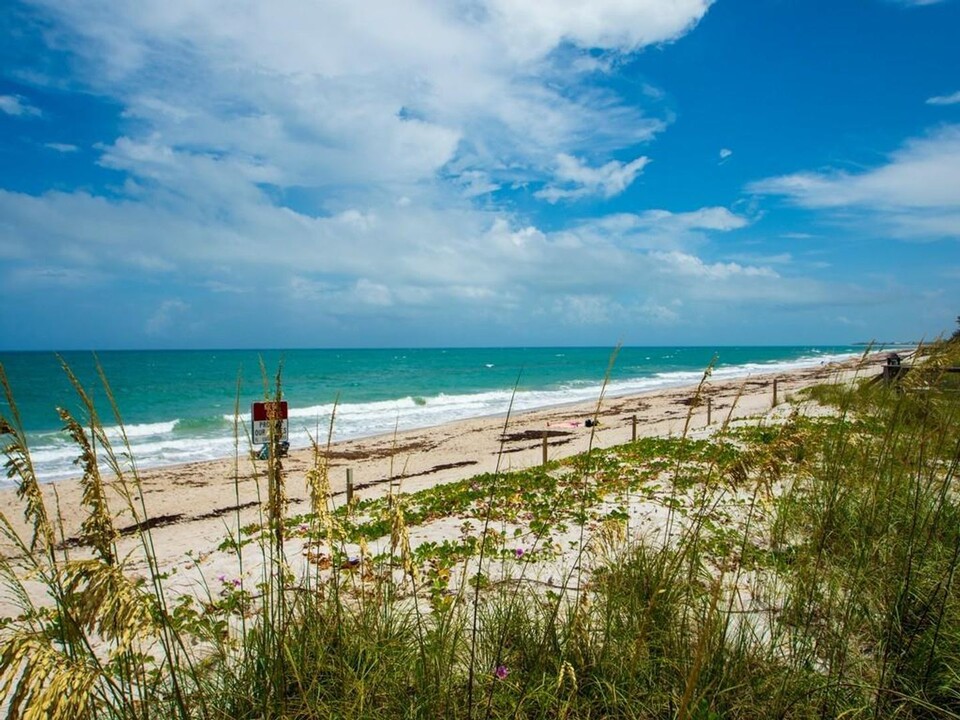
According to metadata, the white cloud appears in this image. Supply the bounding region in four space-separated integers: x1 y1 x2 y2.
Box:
638 300 681 324
634 206 749 231
580 207 750 248
652 251 778 281
0 94 42 117
44 142 80 153
749 124 960 239
454 171 501 198
927 91 960 106
487 0 713 60
0 185 841 334
719 147 732 161
551 294 623 325
536 153 650 202
6 1 886 342
353 279 394 307
18 0 694 200
0 0 712 267
146 299 189 335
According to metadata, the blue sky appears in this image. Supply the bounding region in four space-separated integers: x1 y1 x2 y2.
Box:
1 0 958 350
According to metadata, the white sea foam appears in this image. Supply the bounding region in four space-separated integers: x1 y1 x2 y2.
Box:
11 351 860 484
104 419 179 440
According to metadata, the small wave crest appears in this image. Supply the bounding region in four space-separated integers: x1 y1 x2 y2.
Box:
104 419 178 440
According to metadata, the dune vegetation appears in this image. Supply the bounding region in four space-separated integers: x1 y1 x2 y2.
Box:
2 342 960 719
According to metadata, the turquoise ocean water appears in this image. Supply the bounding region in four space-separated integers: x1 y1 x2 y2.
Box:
0 346 863 483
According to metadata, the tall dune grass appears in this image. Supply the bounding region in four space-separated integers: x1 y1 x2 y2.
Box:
1 344 959 718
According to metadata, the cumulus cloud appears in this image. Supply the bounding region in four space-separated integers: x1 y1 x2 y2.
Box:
536 153 651 202
927 91 960 106
3 0 711 203
0 94 42 117
749 125 960 239
487 0 713 59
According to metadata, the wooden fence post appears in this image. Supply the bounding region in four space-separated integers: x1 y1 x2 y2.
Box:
346 467 354 508
632 414 637 441
707 397 712 425
542 432 549 465
772 378 779 408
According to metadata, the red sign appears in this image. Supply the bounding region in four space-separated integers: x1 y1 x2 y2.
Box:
252 401 289 444
252 401 289 422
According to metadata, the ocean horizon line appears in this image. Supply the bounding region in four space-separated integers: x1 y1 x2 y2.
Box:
0 341 892 354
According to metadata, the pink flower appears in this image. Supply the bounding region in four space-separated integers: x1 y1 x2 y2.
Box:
515 547 525 559
216 573 227 583
494 664 509 680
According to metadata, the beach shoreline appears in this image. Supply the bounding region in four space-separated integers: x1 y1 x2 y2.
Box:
0 351 887 614
2 345 872 484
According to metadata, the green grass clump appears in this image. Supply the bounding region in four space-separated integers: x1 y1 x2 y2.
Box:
2 346 960 718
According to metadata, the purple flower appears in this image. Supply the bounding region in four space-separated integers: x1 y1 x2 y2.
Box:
515 547 525 559
494 664 509 680
216 573 227 583
232 578 242 587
